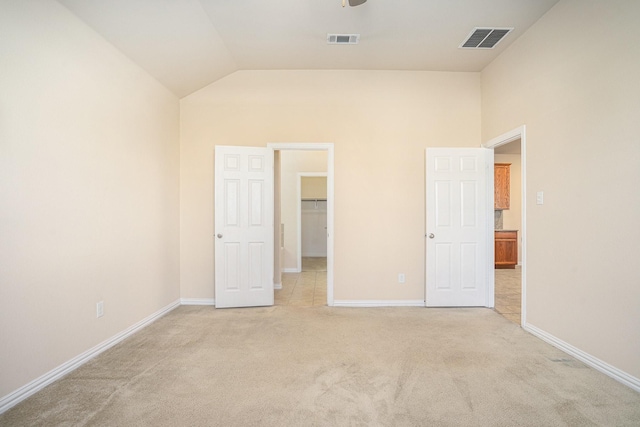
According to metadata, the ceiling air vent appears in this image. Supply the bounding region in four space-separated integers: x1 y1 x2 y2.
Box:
460 27 513 49
327 34 360 45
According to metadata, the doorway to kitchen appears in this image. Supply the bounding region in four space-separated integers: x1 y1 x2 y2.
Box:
484 126 527 326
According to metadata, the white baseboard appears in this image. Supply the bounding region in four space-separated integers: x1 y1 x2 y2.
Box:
180 298 215 306
333 299 425 307
282 268 300 273
0 299 181 415
525 323 640 393
274 283 282 290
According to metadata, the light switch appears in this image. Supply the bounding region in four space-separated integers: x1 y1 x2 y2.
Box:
536 191 544 205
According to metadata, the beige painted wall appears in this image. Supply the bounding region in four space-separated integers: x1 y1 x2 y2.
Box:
495 154 522 264
302 177 328 200
0 1 180 398
482 0 640 379
180 69 481 301
280 151 327 270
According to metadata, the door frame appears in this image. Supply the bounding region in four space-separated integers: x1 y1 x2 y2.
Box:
268 143 335 306
482 125 527 327
297 172 328 272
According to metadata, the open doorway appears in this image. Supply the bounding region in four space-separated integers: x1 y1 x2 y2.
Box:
484 126 527 327
299 174 328 274
493 140 522 324
269 143 334 307
289 174 329 305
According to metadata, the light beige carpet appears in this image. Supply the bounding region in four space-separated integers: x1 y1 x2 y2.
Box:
2 306 639 426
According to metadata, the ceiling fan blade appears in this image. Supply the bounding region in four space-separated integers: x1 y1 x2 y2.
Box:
348 0 367 6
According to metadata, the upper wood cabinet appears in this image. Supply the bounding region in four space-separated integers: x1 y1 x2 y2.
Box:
494 163 511 210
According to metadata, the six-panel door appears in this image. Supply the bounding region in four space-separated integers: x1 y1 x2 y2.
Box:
426 148 491 307
215 146 274 308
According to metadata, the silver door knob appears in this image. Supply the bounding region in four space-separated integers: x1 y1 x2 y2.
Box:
217 234 223 239
428 233 435 239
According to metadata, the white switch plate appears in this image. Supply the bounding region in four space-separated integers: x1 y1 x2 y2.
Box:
536 191 544 205
398 273 406 284
96 301 104 318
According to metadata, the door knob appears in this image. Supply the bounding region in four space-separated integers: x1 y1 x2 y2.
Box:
217 234 223 239
428 233 435 239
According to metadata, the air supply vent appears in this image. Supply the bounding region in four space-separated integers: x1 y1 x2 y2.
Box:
327 34 360 45
460 27 513 49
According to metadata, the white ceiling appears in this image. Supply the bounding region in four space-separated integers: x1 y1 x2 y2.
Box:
57 0 559 98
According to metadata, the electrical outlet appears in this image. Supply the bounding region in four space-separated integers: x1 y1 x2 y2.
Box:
96 301 104 318
398 273 406 284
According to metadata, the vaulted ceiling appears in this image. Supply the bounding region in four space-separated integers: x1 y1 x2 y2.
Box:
57 0 560 97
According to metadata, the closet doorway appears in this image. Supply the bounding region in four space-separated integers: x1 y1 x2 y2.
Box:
298 173 328 273
269 143 334 306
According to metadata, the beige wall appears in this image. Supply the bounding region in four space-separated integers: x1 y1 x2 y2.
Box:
280 151 327 270
482 0 640 378
302 177 328 200
495 154 522 264
0 1 180 398
180 70 481 300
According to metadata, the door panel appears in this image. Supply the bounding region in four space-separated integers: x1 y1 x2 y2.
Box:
215 146 274 308
426 148 491 307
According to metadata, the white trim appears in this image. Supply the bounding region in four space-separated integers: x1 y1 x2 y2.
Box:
282 267 300 273
485 148 495 308
297 172 328 271
274 283 282 290
482 125 527 327
0 300 180 415
525 323 640 393
268 143 335 307
333 300 425 307
484 126 524 148
180 298 215 306
268 142 334 151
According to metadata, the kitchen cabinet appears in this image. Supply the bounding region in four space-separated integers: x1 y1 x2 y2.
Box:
494 163 511 210
495 230 517 269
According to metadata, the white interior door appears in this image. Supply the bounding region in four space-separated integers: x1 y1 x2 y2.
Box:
425 148 492 307
215 146 274 308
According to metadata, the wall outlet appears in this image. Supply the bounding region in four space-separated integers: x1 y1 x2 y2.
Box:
398 273 406 284
96 301 104 318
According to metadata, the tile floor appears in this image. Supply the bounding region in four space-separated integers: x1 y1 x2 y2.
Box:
275 257 327 307
494 266 522 324
276 259 523 322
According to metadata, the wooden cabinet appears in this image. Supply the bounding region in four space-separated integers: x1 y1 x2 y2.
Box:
494 163 511 210
495 230 517 269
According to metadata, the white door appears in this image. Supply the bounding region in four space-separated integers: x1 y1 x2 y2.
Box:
425 148 492 307
215 146 274 308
